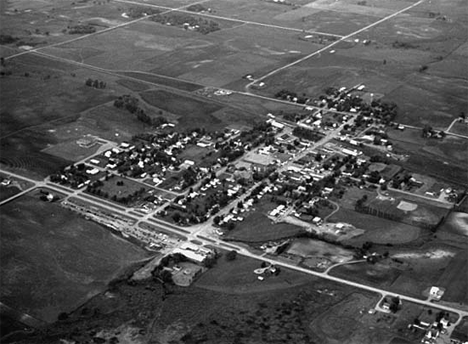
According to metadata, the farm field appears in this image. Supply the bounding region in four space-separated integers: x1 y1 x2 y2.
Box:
254 1 467 131
0 190 149 323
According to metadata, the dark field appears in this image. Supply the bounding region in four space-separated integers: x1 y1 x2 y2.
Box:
140 89 234 130
0 129 72 180
118 71 203 92
225 211 304 243
437 253 468 304
0 191 149 323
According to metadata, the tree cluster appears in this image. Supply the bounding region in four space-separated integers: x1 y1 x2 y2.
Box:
292 127 323 142
126 6 160 18
114 94 168 127
151 13 220 34
68 25 96 34
85 78 106 89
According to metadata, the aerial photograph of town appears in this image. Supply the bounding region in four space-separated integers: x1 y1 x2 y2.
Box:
0 0 467 343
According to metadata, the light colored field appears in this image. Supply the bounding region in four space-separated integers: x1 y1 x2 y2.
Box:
42 140 102 162
397 200 418 212
304 0 397 18
287 238 354 263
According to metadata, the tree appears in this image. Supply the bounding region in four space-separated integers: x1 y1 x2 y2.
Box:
172 212 181 223
158 269 173 284
57 312 69 321
225 250 237 261
390 296 400 313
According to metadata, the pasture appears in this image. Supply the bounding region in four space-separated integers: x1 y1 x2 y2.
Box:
0 190 149 323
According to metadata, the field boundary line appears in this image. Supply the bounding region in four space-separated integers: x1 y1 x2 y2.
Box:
246 0 426 89
3 0 211 61
114 0 343 38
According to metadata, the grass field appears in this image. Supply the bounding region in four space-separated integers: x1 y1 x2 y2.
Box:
287 238 354 263
329 208 421 245
225 201 304 243
0 190 149 323
93 175 150 202
449 122 468 137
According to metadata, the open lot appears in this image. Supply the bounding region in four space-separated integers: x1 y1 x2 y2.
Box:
329 208 421 245
224 199 304 243
224 211 303 243
0 190 149 323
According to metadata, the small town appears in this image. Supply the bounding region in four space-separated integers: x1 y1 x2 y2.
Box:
1 0 467 343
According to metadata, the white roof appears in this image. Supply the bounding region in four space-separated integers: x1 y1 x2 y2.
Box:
180 242 200 251
172 248 205 263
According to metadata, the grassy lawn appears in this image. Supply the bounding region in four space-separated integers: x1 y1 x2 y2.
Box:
225 211 304 243
96 176 149 200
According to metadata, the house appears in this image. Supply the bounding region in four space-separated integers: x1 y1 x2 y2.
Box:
342 148 360 157
267 119 285 130
429 286 444 300
312 217 323 225
76 136 97 148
